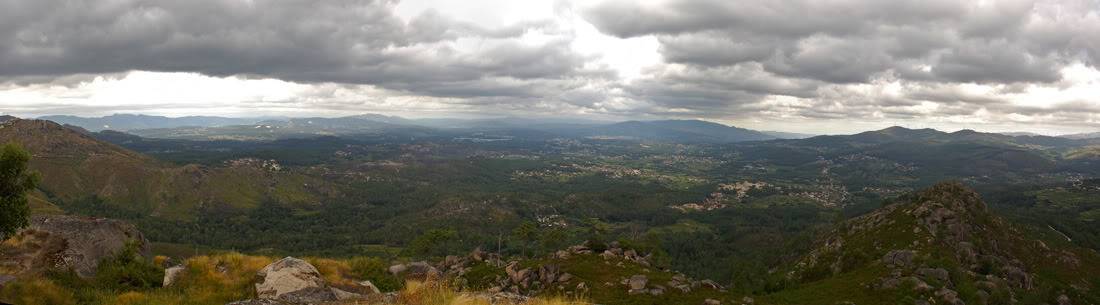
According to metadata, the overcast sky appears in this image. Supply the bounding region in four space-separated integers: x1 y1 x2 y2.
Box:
1 0 1098 134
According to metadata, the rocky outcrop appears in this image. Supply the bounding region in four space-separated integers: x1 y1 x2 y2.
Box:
791 182 1097 305
0 215 149 278
233 257 367 305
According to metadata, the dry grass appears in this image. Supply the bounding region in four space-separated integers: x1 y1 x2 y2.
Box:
389 280 589 305
0 277 78 305
1 252 589 305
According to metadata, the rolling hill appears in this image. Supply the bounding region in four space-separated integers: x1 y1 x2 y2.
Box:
0 118 333 220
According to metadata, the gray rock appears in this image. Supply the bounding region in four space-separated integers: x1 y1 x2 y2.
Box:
1003 265 1033 289
703 298 721 305
628 274 648 290
936 288 965 305
916 267 951 283
254 257 330 301
700 279 724 290
1058 294 1072 305
226 299 288 305
359 280 381 294
388 263 407 275
279 286 337 304
557 273 573 283
163 265 187 287
0 274 16 289
27 215 150 278
330 287 365 301
882 250 917 268
403 261 441 280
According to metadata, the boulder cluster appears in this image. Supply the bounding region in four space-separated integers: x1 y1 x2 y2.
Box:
385 242 726 301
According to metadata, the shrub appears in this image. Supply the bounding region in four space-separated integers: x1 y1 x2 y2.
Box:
94 242 164 290
348 256 403 292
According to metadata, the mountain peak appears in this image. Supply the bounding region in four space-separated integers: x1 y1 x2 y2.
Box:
781 181 1093 304
910 181 987 216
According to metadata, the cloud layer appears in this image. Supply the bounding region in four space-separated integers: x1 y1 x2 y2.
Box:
1 0 1099 133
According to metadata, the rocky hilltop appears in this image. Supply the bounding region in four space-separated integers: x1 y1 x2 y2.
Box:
774 182 1098 305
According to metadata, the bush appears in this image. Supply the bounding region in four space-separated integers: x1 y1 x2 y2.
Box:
348 256 403 292
93 242 164 290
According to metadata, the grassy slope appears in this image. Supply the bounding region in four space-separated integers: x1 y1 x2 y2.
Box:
0 119 328 220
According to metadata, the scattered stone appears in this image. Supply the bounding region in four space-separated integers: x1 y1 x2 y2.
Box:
882 250 916 268
279 286 338 304
1058 294 1072 305
404 261 441 280
628 275 648 290
703 298 722 305
388 264 407 275
359 280 381 294
1003 265 1033 290
226 299 287 305
627 274 648 294
163 265 186 287
557 273 573 283
700 279 724 290
0 275 16 290
916 267 951 283
935 288 964 305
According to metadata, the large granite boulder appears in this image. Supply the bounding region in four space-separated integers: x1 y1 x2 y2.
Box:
255 257 329 300
253 257 365 304
3 215 150 278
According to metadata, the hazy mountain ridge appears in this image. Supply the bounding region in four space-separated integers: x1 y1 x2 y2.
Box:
586 120 778 143
45 114 785 143
1062 131 1100 140
39 114 266 132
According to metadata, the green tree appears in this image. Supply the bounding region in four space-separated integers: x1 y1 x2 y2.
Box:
404 229 460 258
511 221 538 256
0 143 37 240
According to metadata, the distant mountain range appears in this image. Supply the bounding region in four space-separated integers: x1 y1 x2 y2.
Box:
1062 131 1100 140
38 114 264 131
29 114 814 143
30 113 1100 145
586 120 777 143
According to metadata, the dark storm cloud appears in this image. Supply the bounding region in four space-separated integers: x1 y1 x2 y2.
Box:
584 0 1100 123
0 0 606 100
585 0 1096 85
